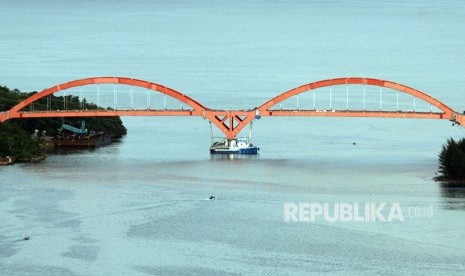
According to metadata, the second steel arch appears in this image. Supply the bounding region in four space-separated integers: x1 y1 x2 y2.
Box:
258 77 455 119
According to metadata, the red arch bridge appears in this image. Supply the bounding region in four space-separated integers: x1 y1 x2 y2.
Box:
1 76 464 150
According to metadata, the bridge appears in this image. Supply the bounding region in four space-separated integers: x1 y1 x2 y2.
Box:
1 76 464 141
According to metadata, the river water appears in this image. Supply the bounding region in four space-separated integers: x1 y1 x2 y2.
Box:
1 1 465 275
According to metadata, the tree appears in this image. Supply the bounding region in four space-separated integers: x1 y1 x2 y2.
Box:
0 122 43 160
438 138 465 181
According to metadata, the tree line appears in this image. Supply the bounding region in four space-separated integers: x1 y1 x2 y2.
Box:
0 85 127 161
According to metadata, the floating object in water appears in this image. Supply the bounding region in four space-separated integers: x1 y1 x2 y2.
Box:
209 196 216 200
353 142 357 146
210 138 259 154
23 236 30 241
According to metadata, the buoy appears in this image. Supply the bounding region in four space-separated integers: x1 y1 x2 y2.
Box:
209 196 216 200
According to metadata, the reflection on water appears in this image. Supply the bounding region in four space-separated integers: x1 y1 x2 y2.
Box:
52 147 97 155
52 139 123 155
440 182 465 210
209 153 260 161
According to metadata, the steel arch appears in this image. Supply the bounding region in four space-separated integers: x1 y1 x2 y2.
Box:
7 76 206 116
258 77 455 118
2 76 465 139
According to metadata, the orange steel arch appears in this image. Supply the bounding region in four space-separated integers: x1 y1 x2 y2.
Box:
258 77 455 118
7 77 206 116
1 76 255 140
2 76 465 140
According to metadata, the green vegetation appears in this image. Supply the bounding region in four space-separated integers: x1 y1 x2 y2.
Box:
437 138 465 182
0 85 127 162
0 122 43 161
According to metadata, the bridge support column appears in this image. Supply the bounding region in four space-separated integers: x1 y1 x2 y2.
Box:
204 110 256 140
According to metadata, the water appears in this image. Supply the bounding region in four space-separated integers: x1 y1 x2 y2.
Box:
2 0 465 275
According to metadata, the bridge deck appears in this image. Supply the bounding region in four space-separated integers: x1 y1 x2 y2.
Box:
1 76 463 139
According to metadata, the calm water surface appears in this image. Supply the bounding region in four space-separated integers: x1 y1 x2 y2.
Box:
1 1 465 275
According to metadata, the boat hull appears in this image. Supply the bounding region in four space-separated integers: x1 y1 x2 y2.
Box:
210 146 259 154
54 133 112 148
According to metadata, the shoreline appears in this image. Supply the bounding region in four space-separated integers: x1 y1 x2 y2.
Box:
0 155 46 165
434 176 465 186
1 135 122 166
